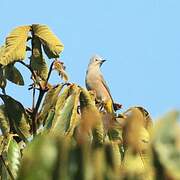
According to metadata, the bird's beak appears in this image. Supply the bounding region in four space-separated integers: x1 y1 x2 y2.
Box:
100 59 106 66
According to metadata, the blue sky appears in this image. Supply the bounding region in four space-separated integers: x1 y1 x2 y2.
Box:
0 0 180 118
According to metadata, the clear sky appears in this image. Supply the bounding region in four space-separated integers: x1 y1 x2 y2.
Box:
0 0 180 118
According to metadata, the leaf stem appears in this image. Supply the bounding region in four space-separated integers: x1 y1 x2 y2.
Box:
2 88 6 95
32 86 36 110
31 89 45 135
45 60 55 87
18 61 44 90
18 61 36 80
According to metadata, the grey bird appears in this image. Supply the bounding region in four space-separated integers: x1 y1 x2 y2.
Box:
85 55 115 114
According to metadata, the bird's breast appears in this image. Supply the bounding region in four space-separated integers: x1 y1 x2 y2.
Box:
86 72 111 102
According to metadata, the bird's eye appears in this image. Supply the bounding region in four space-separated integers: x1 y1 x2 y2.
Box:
95 59 98 61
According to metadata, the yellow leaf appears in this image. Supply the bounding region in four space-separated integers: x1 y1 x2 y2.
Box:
32 24 64 58
0 26 30 65
30 36 48 80
53 60 68 82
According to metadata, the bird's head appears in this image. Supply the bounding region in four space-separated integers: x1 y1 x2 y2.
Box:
88 55 106 68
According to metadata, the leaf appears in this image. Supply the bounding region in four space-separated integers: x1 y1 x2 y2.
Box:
31 57 48 81
0 135 21 180
107 128 123 163
17 134 58 180
30 36 48 80
65 85 80 137
122 107 151 175
32 24 64 58
54 85 71 111
38 84 63 125
52 137 70 180
79 88 104 145
6 137 21 179
51 85 80 135
0 156 8 180
0 45 5 56
43 109 55 130
5 64 24 85
122 107 150 152
0 136 9 180
0 95 31 140
0 67 7 89
135 106 153 133
91 148 106 180
152 111 180 180
0 105 10 135
0 26 30 65
122 148 146 178
54 60 68 82
68 145 93 180
50 86 71 135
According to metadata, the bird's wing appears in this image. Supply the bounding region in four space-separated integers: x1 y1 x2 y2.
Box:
100 74 114 104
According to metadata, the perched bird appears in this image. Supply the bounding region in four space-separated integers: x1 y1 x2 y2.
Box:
85 55 115 115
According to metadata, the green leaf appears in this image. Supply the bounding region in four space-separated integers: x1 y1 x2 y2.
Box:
122 107 151 175
122 148 146 178
122 107 150 152
0 105 10 135
54 85 71 110
5 64 24 85
31 57 48 81
0 26 30 65
79 88 104 145
65 85 80 137
17 134 58 180
38 84 63 125
68 145 93 180
0 156 8 180
49 85 71 133
0 67 7 89
51 85 80 135
0 136 8 180
7 137 21 179
32 24 64 58
152 111 180 180
30 36 48 80
43 109 55 130
0 135 21 180
0 95 31 140
52 137 70 180
91 148 106 180
106 128 122 169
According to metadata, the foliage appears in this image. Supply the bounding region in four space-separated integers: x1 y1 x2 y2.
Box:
0 24 179 180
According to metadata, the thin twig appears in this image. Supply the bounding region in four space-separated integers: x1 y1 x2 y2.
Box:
31 89 45 135
18 61 36 80
18 61 43 90
32 86 36 110
2 88 6 95
45 60 55 87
